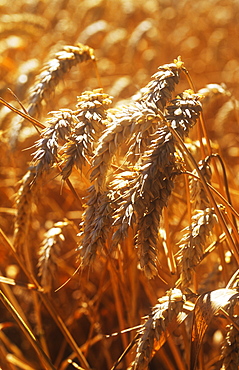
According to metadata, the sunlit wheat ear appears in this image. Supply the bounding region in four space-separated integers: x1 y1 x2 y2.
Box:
26 43 95 118
14 167 42 254
215 98 239 133
111 169 140 248
190 158 212 210
14 110 74 254
136 59 183 110
177 208 218 288
197 83 231 104
61 89 112 179
221 320 239 369
134 127 177 278
112 91 202 278
91 59 183 193
90 103 160 192
132 289 185 370
78 186 112 265
32 109 75 176
38 221 68 293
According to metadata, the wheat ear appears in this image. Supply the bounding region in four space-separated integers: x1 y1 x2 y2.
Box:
78 186 112 265
91 60 183 193
137 60 183 109
61 89 112 179
14 167 41 254
132 288 185 370
221 321 239 369
27 43 95 118
14 110 74 254
177 208 218 288
38 221 69 293
112 91 202 278
79 61 183 264
197 83 230 104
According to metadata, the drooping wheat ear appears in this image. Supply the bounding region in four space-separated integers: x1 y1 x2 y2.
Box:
78 186 112 265
91 60 183 192
14 110 74 254
124 105 162 166
177 208 218 288
27 43 95 118
197 83 231 104
221 320 239 369
165 89 202 138
133 127 177 279
0 13 47 37
90 103 161 192
61 89 112 180
111 168 140 248
131 288 185 370
215 98 239 133
112 91 202 278
136 59 183 110
81 105 161 266
38 221 69 293
79 63 188 269
32 109 75 176
14 167 43 254
190 158 212 210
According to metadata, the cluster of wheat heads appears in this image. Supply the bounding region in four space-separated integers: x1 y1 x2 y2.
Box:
1 40 239 370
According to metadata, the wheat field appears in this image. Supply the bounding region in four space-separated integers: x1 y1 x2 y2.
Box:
1 1 239 369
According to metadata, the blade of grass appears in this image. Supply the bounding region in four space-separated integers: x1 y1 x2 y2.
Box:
0 290 56 370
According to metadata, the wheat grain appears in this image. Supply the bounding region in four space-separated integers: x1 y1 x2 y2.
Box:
132 288 185 370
